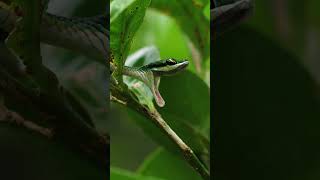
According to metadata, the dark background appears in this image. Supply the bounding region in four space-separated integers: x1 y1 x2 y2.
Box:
212 0 320 179
0 0 108 179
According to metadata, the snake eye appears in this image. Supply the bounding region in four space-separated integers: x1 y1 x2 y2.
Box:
166 59 177 65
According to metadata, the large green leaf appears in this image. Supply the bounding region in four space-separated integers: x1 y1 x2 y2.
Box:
110 0 151 74
158 70 210 158
138 148 202 180
111 167 164 180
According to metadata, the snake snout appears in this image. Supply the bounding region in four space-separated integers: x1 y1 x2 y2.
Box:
178 60 189 70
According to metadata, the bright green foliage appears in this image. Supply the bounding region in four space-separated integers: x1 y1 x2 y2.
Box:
150 0 210 62
138 148 203 180
111 167 164 180
110 0 151 83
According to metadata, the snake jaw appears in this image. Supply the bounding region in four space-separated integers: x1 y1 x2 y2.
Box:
138 71 165 107
151 76 165 107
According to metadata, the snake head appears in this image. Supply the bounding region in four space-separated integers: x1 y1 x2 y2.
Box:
140 58 188 107
142 58 189 76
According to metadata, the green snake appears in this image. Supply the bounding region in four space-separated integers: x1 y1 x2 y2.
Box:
0 1 189 107
111 59 188 107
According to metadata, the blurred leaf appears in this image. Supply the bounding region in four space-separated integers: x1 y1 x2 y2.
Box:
246 0 275 37
150 0 210 61
110 0 151 71
111 167 164 180
125 46 161 67
130 10 198 75
159 71 210 132
308 0 320 29
246 0 308 57
0 124 106 180
212 25 320 180
138 148 202 180
203 2 210 20
159 70 210 157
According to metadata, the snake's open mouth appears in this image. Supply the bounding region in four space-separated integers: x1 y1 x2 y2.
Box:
149 61 188 107
152 76 165 107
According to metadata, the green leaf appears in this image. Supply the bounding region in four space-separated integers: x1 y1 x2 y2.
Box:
111 167 164 180
150 0 210 61
159 71 210 158
203 2 210 20
159 71 210 132
138 148 202 180
110 0 151 81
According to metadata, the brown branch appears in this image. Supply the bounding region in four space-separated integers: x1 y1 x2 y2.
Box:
110 84 210 180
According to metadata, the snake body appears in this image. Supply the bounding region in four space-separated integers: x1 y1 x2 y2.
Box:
41 13 109 62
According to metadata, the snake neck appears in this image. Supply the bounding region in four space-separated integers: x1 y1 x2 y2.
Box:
124 66 164 107
111 64 165 107
123 66 150 83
